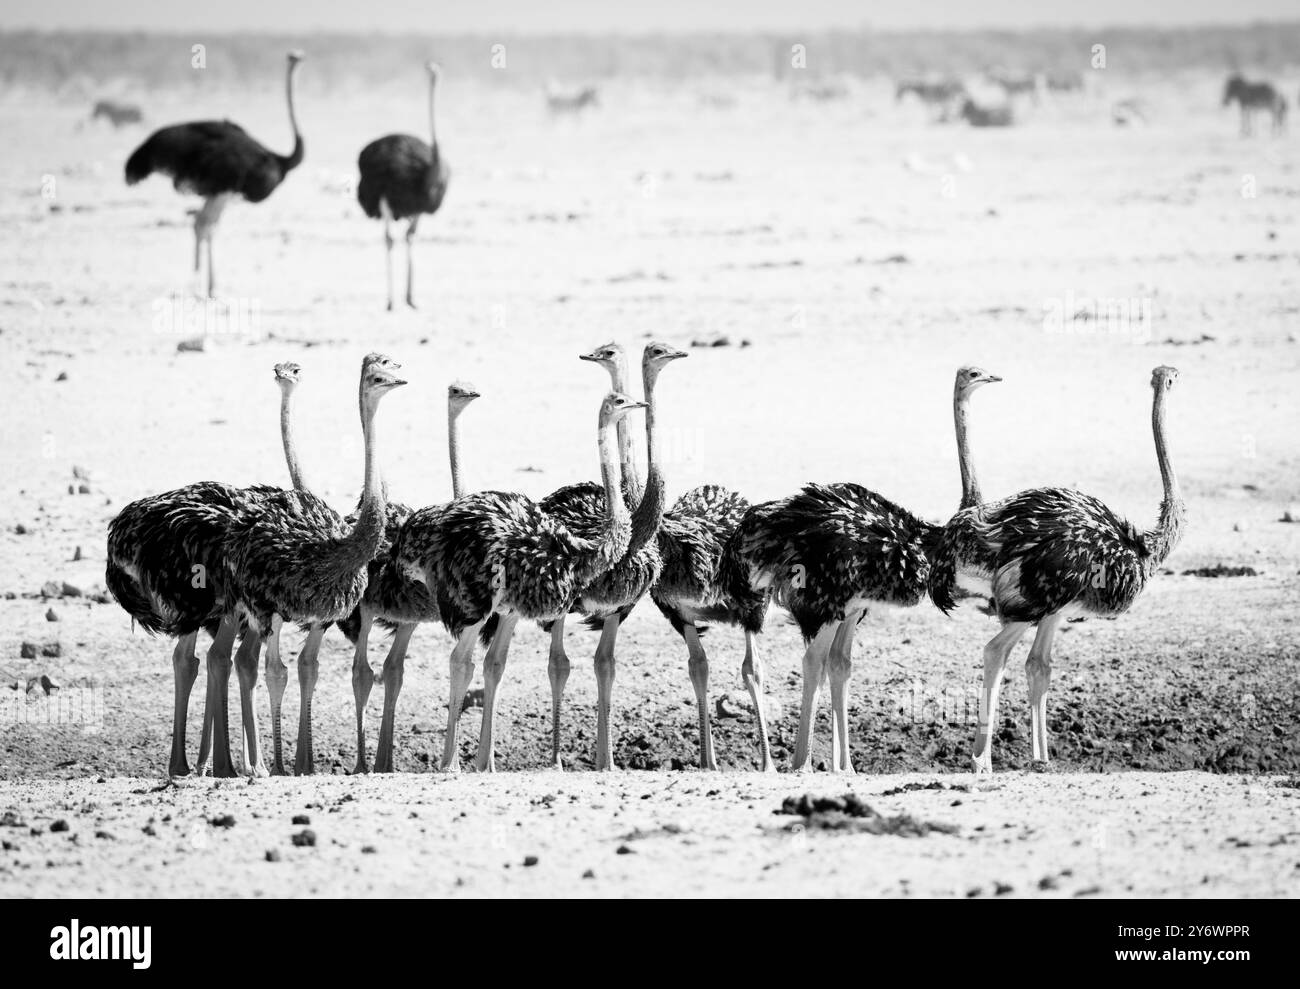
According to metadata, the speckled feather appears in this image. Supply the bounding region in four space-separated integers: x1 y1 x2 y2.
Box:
223 489 384 637
105 481 280 638
929 486 1176 623
729 482 939 641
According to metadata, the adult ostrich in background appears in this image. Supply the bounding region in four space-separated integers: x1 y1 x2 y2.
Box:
526 342 682 771
339 380 481 774
357 61 450 311
392 392 645 773
223 354 405 776
929 367 1185 774
125 49 305 298
729 472 942 773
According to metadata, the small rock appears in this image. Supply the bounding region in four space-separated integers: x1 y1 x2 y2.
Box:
615 844 635 855
19 642 37 659
40 643 61 658
582 868 596 879
265 849 282 862
45 608 59 622
50 820 70 833
523 855 539 867
1282 505 1300 523
94 830 114 840
14 524 27 535
292 829 317 847
61 582 82 597
72 546 82 562
2 840 17 851
1038 875 1058 890
55 371 68 382
77 483 91 495
142 824 156 836
994 881 1014 896
292 814 311 825
461 688 484 711
361 845 377 854
0 811 26 828
177 336 207 353
209 814 236 829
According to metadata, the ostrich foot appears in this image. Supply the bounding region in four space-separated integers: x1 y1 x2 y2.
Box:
971 753 993 775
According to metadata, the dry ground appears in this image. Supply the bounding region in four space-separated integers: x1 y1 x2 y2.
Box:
0 72 1298 896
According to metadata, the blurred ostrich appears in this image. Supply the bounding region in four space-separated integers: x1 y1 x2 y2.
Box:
929 367 1185 774
546 80 600 115
1222 74 1287 136
356 61 450 311
391 392 644 773
124 50 305 297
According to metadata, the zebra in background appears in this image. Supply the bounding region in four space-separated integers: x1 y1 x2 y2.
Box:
91 99 143 127
1222 74 1287 137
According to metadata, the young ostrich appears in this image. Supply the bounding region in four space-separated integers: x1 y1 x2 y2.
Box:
729 475 941 773
392 392 645 773
930 367 1185 773
125 50 305 298
531 342 683 771
340 380 481 774
223 355 405 776
357 61 450 311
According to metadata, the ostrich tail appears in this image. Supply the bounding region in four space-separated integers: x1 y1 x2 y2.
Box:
927 553 959 615
124 139 154 185
479 613 499 646
579 600 636 633
336 606 362 644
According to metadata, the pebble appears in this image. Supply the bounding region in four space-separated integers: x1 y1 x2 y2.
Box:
14 524 27 535
45 608 59 622
19 642 37 659
209 814 236 828
292 814 311 825
95 830 114 840
72 546 82 562
62 582 82 597
523 855 539 867
50 820 69 833
41 643 61 658
1282 505 1300 523
265 849 282 863
361 845 376 854
292 829 317 847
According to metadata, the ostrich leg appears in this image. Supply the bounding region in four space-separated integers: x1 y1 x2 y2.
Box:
168 632 200 777
264 614 289 775
475 615 519 773
233 628 268 778
592 614 623 771
380 199 395 311
351 608 375 774
197 615 239 778
374 623 416 773
546 618 570 769
791 623 837 771
740 630 775 772
683 624 717 770
1026 612 1064 765
293 624 326 775
971 621 1031 774
404 215 419 309
440 623 483 772
826 611 862 774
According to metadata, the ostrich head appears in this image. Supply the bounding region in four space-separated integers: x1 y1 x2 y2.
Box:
426 61 442 82
642 340 688 384
1150 365 1179 392
599 391 647 428
359 354 407 414
447 380 480 413
955 365 1001 396
273 361 302 391
287 49 306 69
579 341 629 387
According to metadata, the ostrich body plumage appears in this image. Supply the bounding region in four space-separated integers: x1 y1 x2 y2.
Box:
125 120 303 203
928 487 1173 622
357 135 449 220
731 481 940 640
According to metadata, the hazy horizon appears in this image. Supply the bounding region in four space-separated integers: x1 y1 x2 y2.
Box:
3 0 1300 34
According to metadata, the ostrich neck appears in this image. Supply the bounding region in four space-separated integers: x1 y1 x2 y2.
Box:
428 77 438 148
583 420 633 584
282 65 304 171
626 368 667 556
608 361 644 506
280 388 308 491
1145 386 1186 566
954 390 981 509
344 400 386 568
448 404 465 499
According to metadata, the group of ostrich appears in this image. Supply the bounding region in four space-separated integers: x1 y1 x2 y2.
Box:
125 50 444 309
106 343 1185 779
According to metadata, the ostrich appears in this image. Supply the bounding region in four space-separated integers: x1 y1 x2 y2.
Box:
222 354 405 776
728 472 941 772
125 49 305 298
526 342 683 771
1222 74 1287 137
356 61 450 311
340 380 481 774
929 367 1185 774
391 391 645 773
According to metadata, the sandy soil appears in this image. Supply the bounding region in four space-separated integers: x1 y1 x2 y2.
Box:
1 74 1298 896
